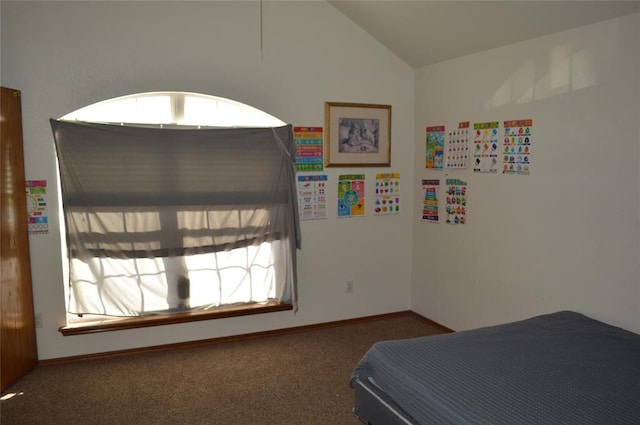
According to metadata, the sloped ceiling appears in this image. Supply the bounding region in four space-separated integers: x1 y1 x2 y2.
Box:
328 1 640 68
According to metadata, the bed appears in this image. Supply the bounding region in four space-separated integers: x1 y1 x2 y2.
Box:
350 311 640 425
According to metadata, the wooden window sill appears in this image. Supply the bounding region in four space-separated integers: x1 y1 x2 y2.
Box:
59 301 292 336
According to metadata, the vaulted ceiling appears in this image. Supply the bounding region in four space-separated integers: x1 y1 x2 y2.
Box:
328 1 640 68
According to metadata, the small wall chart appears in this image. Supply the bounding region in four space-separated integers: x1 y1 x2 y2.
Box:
445 178 467 225
473 121 499 173
425 126 445 169
447 121 470 169
421 179 439 222
297 175 327 220
294 126 324 172
338 174 365 217
503 119 532 175
374 173 400 216
26 180 48 234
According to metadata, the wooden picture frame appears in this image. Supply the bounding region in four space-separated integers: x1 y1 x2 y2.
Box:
325 102 391 167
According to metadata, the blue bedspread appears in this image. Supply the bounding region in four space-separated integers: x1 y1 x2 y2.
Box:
350 311 640 425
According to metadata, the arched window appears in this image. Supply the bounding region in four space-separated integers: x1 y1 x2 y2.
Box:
61 92 286 128
53 92 298 329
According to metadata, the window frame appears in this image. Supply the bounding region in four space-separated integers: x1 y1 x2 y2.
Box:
56 92 296 335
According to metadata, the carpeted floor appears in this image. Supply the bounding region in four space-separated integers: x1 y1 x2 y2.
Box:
1 314 446 425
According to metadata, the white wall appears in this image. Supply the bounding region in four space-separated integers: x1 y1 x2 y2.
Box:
3 2 637 361
0 1 415 360
412 13 640 334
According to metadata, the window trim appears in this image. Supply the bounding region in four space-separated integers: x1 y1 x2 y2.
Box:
60 301 292 336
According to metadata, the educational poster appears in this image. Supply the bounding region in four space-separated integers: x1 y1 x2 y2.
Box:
473 121 499 173
447 121 470 169
374 173 400 216
337 174 365 217
294 126 324 172
26 180 48 234
425 126 445 169
503 119 532 175
421 179 440 222
445 178 467 225
297 175 328 220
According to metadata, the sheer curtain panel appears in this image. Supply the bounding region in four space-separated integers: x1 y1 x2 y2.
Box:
51 120 300 317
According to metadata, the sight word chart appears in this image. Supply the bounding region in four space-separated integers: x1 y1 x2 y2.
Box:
447 121 470 169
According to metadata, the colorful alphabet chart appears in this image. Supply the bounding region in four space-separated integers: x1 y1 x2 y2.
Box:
473 121 499 173
421 179 440 222
445 178 468 225
26 180 48 234
294 126 324 172
425 126 445 169
447 121 470 169
374 173 400 216
502 119 532 175
297 175 328 220
337 174 365 218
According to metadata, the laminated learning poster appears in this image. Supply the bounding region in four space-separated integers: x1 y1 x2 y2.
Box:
338 174 365 217
26 180 48 234
447 121 470 169
294 126 324 172
297 175 328 220
445 178 467 225
503 119 532 175
421 179 439 223
425 126 444 169
473 121 499 173
374 173 400 216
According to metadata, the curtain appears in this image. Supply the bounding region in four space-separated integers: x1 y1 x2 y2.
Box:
51 120 300 316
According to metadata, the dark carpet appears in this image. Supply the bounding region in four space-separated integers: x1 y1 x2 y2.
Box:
1 314 445 424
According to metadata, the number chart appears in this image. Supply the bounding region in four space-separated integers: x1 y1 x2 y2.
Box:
447 121 470 169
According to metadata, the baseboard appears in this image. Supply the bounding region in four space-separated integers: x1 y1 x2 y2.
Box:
39 310 452 366
405 311 455 333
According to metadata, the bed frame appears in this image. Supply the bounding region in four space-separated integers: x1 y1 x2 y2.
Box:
351 376 418 425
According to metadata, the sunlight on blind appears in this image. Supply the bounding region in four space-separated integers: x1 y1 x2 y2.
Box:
59 92 291 320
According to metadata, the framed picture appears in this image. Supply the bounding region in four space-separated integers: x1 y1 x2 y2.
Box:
325 102 391 167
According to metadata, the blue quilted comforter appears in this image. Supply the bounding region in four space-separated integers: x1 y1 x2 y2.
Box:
350 311 640 425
